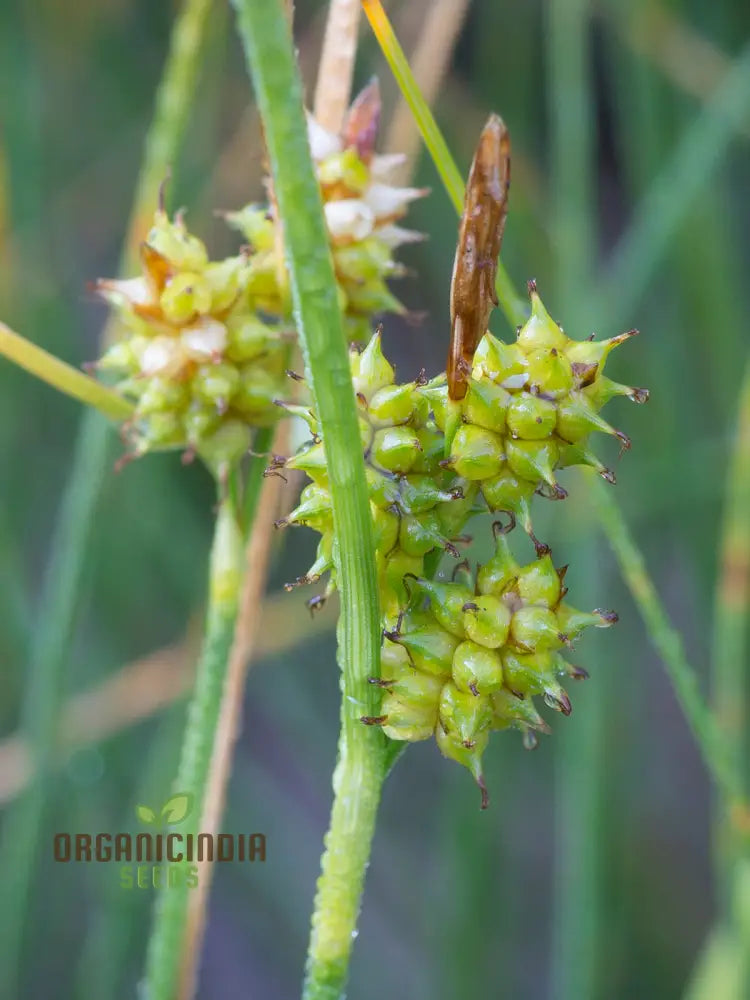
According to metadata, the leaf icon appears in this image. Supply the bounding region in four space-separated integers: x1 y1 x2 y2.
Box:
136 804 157 825
160 792 194 825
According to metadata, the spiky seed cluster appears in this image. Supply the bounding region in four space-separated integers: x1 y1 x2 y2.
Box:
95 209 286 471
225 80 426 342
279 315 643 801
425 282 648 534
277 333 477 619
375 530 617 804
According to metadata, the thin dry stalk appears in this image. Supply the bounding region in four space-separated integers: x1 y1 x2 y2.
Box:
384 0 470 180
177 424 289 1000
313 0 362 133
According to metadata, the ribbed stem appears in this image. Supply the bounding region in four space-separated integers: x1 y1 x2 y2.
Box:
545 3 602 999
143 496 244 1000
230 2 385 997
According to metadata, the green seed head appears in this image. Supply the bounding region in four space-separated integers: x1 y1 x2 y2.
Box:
452 640 504 695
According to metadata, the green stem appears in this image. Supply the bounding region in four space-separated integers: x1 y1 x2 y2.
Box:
545 4 602 1000
0 1 212 993
231 2 385 996
143 494 244 1000
362 0 742 807
592 479 740 804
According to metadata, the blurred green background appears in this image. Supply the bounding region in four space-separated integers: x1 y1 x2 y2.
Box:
1 0 749 997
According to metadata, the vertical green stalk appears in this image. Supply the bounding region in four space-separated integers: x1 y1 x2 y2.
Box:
0 1 211 993
143 494 244 999
230 1 385 997
545 4 602 1000
592 480 739 805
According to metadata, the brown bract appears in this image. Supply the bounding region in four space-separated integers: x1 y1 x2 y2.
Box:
448 114 510 400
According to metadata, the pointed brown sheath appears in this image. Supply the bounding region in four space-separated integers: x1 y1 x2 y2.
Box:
447 115 510 400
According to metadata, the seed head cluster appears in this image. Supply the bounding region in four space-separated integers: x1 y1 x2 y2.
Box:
279 281 646 803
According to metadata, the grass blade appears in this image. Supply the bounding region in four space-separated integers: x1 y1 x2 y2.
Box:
230 1 388 996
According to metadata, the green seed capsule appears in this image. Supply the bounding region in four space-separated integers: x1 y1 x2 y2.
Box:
140 410 183 449
381 551 426 614
285 483 334 533
449 424 505 480
371 426 422 473
224 205 275 251
510 606 565 652
435 720 489 799
473 333 526 385
462 594 512 648
522 348 574 398
584 375 649 409
506 393 557 441
415 578 475 639
368 383 418 426
225 316 275 363
481 469 536 514
564 329 636 371
398 510 447 558
160 272 212 323
97 339 139 373
491 687 551 735
555 392 621 445
197 419 251 475
435 481 478 536
351 333 395 399
193 363 240 408
556 604 618 639
137 377 190 415
233 367 282 422
380 694 438 743
411 426 446 474
452 640 504 695
285 441 329 480
203 257 242 312
318 148 370 194
438 681 493 748
372 506 400 553
396 474 458 515
517 553 562 607
517 289 567 352
387 615 458 677
183 405 221 445
501 649 545 698
477 531 520 596
463 378 510 434
505 437 560 489
334 237 392 284
346 280 404 317
147 214 209 271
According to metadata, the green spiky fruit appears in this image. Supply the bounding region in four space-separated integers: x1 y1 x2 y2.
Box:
94 208 286 466
370 540 617 806
424 280 648 532
278 333 477 618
